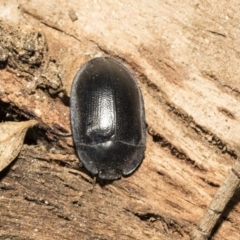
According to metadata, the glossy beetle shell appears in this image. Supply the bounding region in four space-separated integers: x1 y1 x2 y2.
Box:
70 57 146 180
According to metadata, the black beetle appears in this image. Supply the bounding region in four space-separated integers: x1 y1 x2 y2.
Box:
70 57 146 180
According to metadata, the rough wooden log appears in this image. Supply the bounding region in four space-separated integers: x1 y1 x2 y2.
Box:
1 1 240 239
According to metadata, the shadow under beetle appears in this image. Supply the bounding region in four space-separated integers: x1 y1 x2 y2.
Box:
70 57 146 180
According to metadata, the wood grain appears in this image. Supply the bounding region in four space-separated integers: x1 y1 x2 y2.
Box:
1 1 240 239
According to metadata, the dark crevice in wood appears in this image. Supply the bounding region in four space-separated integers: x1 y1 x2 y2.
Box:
0 184 15 190
218 107 235 120
57 214 72 221
148 127 206 171
199 177 220 188
24 195 58 209
20 7 82 43
192 123 237 159
165 199 183 210
131 211 187 238
90 41 110 55
231 168 240 179
204 72 240 100
204 29 226 38
19 154 72 169
0 100 71 147
0 101 32 122
166 102 238 159
68 170 94 185
134 212 164 221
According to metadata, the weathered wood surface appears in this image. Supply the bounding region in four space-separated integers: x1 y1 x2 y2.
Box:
1 1 240 239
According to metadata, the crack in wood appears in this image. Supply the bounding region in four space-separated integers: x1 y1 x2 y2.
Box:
204 72 240 99
148 127 206 171
20 6 82 43
57 214 72 221
218 107 235 120
132 211 187 237
199 177 220 188
68 170 94 185
166 102 238 159
192 123 237 159
0 184 15 190
204 29 226 38
24 195 56 208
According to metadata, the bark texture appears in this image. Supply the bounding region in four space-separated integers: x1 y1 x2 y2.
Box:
1 1 240 239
